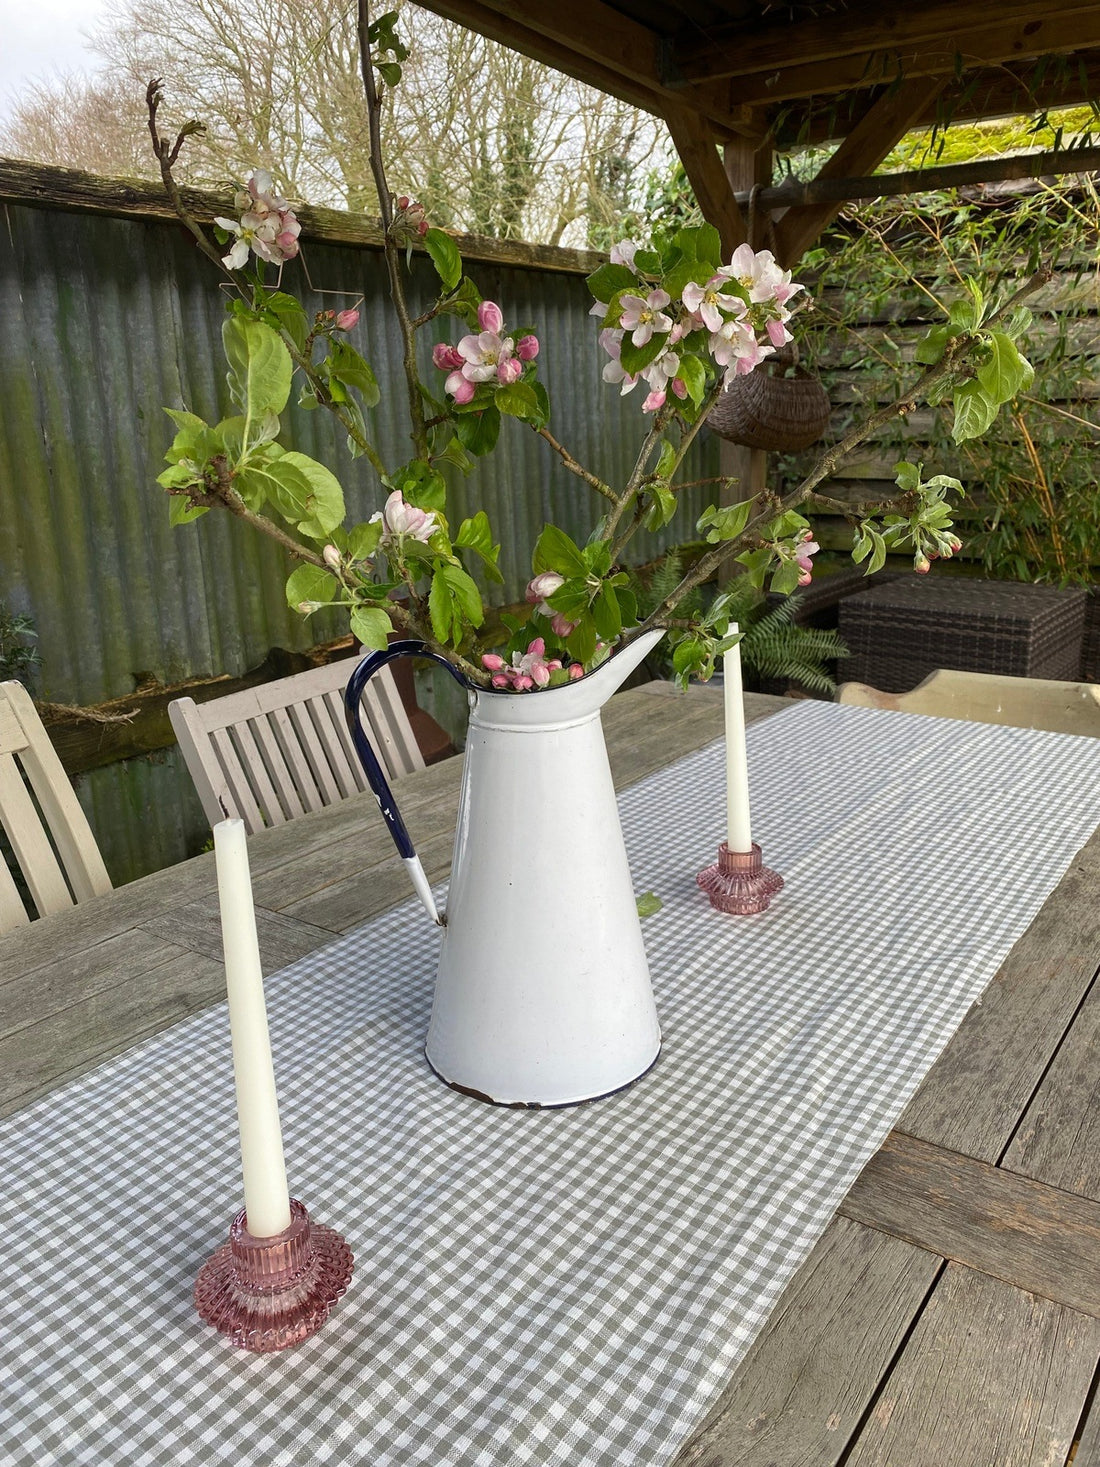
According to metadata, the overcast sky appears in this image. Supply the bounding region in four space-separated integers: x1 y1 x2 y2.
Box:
0 0 114 122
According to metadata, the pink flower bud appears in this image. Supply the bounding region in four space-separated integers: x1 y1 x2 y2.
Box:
478 300 504 334
527 637 546 658
516 335 539 361
322 543 342 568
527 572 564 604
915 556 931 574
482 653 505 671
396 196 410 211
532 663 552 687
513 674 534 691
433 342 464 370
445 370 476 405
496 357 522 385
418 219 429 236
642 390 666 413
550 612 577 638
568 664 584 680
335 309 360 331
491 674 509 688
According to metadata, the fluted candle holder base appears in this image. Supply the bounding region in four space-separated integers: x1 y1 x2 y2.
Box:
195 1198 353 1352
697 842 784 915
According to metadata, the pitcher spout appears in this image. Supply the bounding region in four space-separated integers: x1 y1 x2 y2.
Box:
596 627 666 701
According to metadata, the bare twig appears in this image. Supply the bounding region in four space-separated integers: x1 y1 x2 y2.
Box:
535 427 616 501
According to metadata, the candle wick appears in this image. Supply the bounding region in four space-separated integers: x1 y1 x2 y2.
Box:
217 795 231 819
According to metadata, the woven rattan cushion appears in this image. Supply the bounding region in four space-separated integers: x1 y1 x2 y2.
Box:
839 577 1087 692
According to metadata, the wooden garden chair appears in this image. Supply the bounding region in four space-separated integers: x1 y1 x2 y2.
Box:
169 658 426 835
0 680 112 932
837 669 1100 737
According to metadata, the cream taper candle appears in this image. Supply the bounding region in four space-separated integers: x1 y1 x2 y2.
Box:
213 819 292 1239
724 630 753 854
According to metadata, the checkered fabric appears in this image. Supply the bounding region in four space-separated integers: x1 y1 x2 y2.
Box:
4 702 1100 1467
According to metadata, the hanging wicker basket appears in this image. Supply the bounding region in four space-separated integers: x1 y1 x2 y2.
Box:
707 343 831 452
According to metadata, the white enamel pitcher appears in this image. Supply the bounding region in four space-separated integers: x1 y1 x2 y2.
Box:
344 630 665 1107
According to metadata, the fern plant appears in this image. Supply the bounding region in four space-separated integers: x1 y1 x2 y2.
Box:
629 554 849 694
0 602 40 687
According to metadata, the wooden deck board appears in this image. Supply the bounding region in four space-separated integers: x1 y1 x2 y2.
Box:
673 1217 941 1467
843 1265 1100 1467
839 1132 1100 1318
1002 968 1100 1202
898 827 1100 1162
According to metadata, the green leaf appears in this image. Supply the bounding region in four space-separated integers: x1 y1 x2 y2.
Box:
586 262 638 304
436 436 473 474
565 618 598 665
644 483 677 532
677 353 707 406
394 459 447 511
164 408 208 432
453 406 500 456
455 511 502 581
893 461 921 493
866 530 888 575
593 585 622 641
239 451 346 538
263 291 309 353
429 564 484 645
222 317 292 421
769 560 802 595
977 331 1033 404
661 259 715 302
424 228 462 292
534 525 588 578
619 332 669 377
348 520 383 561
914 325 950 365
952 379 999 443
168 496 209 525
327 340 380 407
285 564 338 613
528 378 551 429
349 605 393 650
376 60 402 86
697 499 754 544
635 891 663 919
494 380 539 418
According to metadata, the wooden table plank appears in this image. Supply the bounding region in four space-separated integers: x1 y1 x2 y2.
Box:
0 949 225 1115
897 826 1100 1162
141 899 341 964
1002 968 1100 1202
843 1264 1100 1467
673 1217 942 1467
839 1132 1100 1318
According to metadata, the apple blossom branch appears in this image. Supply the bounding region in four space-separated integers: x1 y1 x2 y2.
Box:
637 264 1054 634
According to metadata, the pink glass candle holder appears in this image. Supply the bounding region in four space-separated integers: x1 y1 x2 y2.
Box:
697 842 784 915
195 1197 353 1352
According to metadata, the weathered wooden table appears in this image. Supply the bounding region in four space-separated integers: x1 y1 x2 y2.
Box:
4 681 1100 1466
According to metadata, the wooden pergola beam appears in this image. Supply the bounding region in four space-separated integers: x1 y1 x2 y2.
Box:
741 145 1100 210
724 8 1100 108
774 57 1100 150
663 107 749 259
773 76 948 266
412 0 755 138
671 0 1098 85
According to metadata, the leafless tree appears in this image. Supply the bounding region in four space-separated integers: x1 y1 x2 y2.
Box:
0 0 664 245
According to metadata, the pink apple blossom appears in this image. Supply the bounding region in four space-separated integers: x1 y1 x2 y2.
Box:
795 535 820 586
484 637 567 690
216 169 301 269
915 555 931 574
457 330 515 383
725 244 803 306
610 239 641 268
370 490 438 545
516 335 540 361
642 390 666 413
681 277 747 333
478 300 504 333
618 290 672 348
335 309 360 332
496 357 522 385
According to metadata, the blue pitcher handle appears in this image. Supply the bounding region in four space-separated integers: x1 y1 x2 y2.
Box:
344 639 471 922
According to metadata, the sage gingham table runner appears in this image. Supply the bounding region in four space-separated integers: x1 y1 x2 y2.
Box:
5 701 1100 1467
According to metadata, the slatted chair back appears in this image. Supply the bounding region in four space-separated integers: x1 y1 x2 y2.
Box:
0 680 112 933
837 669 1100 737
169 659 426 835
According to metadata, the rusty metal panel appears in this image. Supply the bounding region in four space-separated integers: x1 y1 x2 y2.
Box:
0 200 717 880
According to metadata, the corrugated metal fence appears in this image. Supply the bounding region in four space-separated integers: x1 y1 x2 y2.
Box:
0 195 717 883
